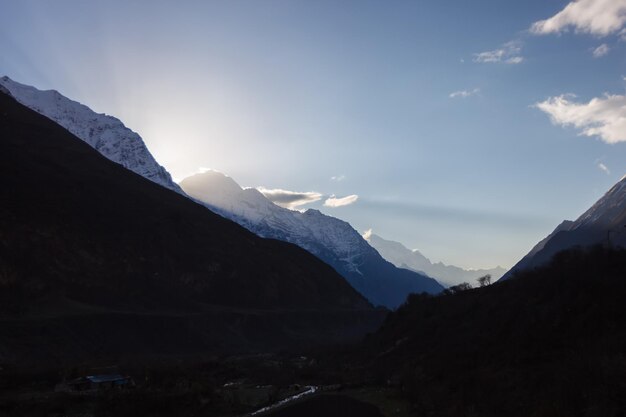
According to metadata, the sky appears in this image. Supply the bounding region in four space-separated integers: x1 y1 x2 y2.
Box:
1 0 625 269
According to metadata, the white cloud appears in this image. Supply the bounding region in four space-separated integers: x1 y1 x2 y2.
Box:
592 43 610 57
324 194 359 208
473 41 524 64
257 187 322 209
506 56 524 64
330 175 346 181
362 228 373 240
449 88 480 98
535 93 626 144
597 162 611 174
531 0 626 37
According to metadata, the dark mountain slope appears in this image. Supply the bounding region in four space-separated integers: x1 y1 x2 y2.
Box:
350 246 626 417
0 91 383 366
501 175 626 280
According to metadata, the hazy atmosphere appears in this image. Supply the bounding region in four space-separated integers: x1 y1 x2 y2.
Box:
3 1 626 416
2 0 625 269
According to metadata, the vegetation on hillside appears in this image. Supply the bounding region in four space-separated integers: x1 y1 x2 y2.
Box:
354 246 626 417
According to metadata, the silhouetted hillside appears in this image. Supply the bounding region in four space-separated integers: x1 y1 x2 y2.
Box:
354 246 626 417
0 90 384 367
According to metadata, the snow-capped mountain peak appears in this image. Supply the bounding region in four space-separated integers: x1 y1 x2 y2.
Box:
180 171 370 259
0 76 182 193
180 171 444 308
364 231 506 286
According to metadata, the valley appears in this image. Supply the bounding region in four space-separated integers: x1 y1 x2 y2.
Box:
2 1 626 413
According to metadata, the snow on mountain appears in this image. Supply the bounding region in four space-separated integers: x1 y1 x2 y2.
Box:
0 76 182 193
180 171 444 308
501 175 626 280
364 232 507 287
181 171 381 273
0 76 441 307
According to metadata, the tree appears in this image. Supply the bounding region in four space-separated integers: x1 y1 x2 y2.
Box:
444 282 472 295
477 274 491 287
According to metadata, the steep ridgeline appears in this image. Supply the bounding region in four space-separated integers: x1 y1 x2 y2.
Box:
0 76 181 193
0 90 382 366
180 171 444 308
364 232 506 286
501 175 626 280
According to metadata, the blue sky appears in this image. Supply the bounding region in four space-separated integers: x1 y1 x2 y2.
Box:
1 0 625 269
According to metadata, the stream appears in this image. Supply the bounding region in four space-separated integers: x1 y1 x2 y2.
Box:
250 386 318 415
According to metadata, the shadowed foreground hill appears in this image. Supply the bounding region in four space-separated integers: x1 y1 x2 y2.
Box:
0 90 384 367
353 246 626 417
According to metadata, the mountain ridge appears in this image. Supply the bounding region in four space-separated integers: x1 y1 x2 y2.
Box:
364 232 506 286
501 175 626 280
2 76 443 309
0 88 384 365
180 171 444 308
0 75 182 193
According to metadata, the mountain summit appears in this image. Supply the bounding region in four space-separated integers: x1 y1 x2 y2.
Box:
180 171 444 308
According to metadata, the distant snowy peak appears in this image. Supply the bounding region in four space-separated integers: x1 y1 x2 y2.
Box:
0 76 182 193
365 232 507 286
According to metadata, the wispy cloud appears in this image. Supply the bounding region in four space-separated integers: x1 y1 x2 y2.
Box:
257 187 322 209
449 88 480 99
358 197 549 228
473 41 524 64
597 161 611 174
506 56 524 64
534 92 626 144
531 0 626 37
330 175 346 182
324 194 359 208
592 43 610 57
